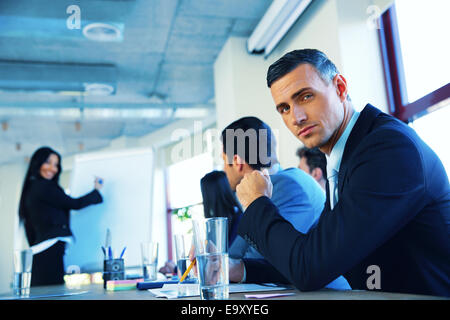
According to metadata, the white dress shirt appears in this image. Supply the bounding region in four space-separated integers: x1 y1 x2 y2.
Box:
326 110 360 209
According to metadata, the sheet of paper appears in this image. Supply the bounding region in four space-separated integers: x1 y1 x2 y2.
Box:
245 292 295 299
148 283 291 299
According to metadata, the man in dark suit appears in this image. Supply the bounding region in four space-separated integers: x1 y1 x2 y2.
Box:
233 49 450 297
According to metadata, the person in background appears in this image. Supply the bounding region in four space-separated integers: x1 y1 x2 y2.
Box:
296 146 327 190
200 170 243 247
159 170 244 275
18 146 103 286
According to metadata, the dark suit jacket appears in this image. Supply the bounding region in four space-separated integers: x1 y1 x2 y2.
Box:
25 177 103 246
238 104 450 297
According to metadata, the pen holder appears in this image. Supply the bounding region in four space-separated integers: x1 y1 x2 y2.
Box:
103 258 125 289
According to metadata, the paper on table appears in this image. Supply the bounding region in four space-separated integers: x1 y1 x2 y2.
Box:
148 283 291 299
245 292 295 299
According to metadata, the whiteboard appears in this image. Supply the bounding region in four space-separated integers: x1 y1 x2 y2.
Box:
64 147 154 272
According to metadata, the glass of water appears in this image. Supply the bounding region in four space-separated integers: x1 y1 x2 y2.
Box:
192 217 229 300
13 249 33 297
174 234 195 281
140 242 159 281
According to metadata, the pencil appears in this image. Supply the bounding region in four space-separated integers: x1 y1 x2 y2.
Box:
179 259 196 283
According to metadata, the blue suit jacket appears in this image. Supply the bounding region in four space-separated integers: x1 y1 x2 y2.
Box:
238 104 450 296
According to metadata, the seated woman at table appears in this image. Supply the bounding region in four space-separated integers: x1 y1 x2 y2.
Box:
159 170 243 275
200 170 243 246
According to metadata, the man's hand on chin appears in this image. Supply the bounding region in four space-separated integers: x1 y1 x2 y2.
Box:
236 169 272 209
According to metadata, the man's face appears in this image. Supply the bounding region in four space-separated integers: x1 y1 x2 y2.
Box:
222 152 243 191
270 64 346 150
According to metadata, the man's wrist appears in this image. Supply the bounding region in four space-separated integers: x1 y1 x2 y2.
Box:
229 258 246 283
240 261 247 283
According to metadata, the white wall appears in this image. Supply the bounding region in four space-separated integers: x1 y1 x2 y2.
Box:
214 0 390 168
214 37 302 169
0 162 26 293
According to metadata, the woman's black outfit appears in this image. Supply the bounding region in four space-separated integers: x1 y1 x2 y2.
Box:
24 177 102 286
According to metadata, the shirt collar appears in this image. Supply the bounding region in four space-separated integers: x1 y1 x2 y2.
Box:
267 162 281 175
326 110 360 177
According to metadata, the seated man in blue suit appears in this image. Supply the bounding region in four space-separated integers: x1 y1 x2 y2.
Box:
221 116 350 289
234 49 450 297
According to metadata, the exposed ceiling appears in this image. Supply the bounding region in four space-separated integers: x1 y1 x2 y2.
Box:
0 0 272 165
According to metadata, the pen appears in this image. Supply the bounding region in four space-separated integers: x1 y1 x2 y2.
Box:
119 247 126 259
179 259 196 283
108 246 113 259
105 229 111 249
101 246 107 259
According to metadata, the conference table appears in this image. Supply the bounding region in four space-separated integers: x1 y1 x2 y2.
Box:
0 282 446 300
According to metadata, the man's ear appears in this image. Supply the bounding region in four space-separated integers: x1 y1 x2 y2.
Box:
233 154 245 172
311 167 323 182
333 74 348 102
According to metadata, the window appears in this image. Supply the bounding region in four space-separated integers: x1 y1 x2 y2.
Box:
379 0 450 175
394 0 449 104
409 103 450 175
165 153 214 259
379 0 450 121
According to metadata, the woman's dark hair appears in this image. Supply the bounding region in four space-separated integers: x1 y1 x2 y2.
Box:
200 171 243 244
18 147 62 244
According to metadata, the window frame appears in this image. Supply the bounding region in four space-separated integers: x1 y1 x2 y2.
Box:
378 3 450 123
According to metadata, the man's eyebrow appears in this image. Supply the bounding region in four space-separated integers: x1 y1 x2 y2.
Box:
275 87 312 110
291 87 312 100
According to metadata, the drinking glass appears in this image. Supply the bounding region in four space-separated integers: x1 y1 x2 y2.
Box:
140 242 159 281
192 218 229 300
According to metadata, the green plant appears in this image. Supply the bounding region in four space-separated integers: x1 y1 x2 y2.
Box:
172 206 192 222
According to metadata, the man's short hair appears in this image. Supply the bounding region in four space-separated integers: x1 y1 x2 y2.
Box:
267 49 340 88
296 146 327 179
221 117 273 171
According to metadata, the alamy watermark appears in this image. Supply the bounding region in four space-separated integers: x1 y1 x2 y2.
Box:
170 121 279 166
366 264 381 290
66 5 81 30
366 5 382 30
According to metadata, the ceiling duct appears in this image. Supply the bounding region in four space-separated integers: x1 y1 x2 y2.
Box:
0 61 117 95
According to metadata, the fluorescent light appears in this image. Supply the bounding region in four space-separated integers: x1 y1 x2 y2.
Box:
0 107 173 119
173 108 210 118
247 0 312 57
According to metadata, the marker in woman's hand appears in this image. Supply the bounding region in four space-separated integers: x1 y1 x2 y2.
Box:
94 176 104 190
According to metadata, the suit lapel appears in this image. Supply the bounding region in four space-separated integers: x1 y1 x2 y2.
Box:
337 104 382 196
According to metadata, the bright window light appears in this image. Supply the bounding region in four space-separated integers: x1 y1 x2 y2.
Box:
395 0 450 103
167 153 214 238
409 103 450 176
167 153 214 210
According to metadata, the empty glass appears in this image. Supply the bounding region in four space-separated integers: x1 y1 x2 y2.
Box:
140 242 158 281
13 249 33 297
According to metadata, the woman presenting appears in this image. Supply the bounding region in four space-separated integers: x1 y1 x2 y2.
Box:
18 146 103 286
